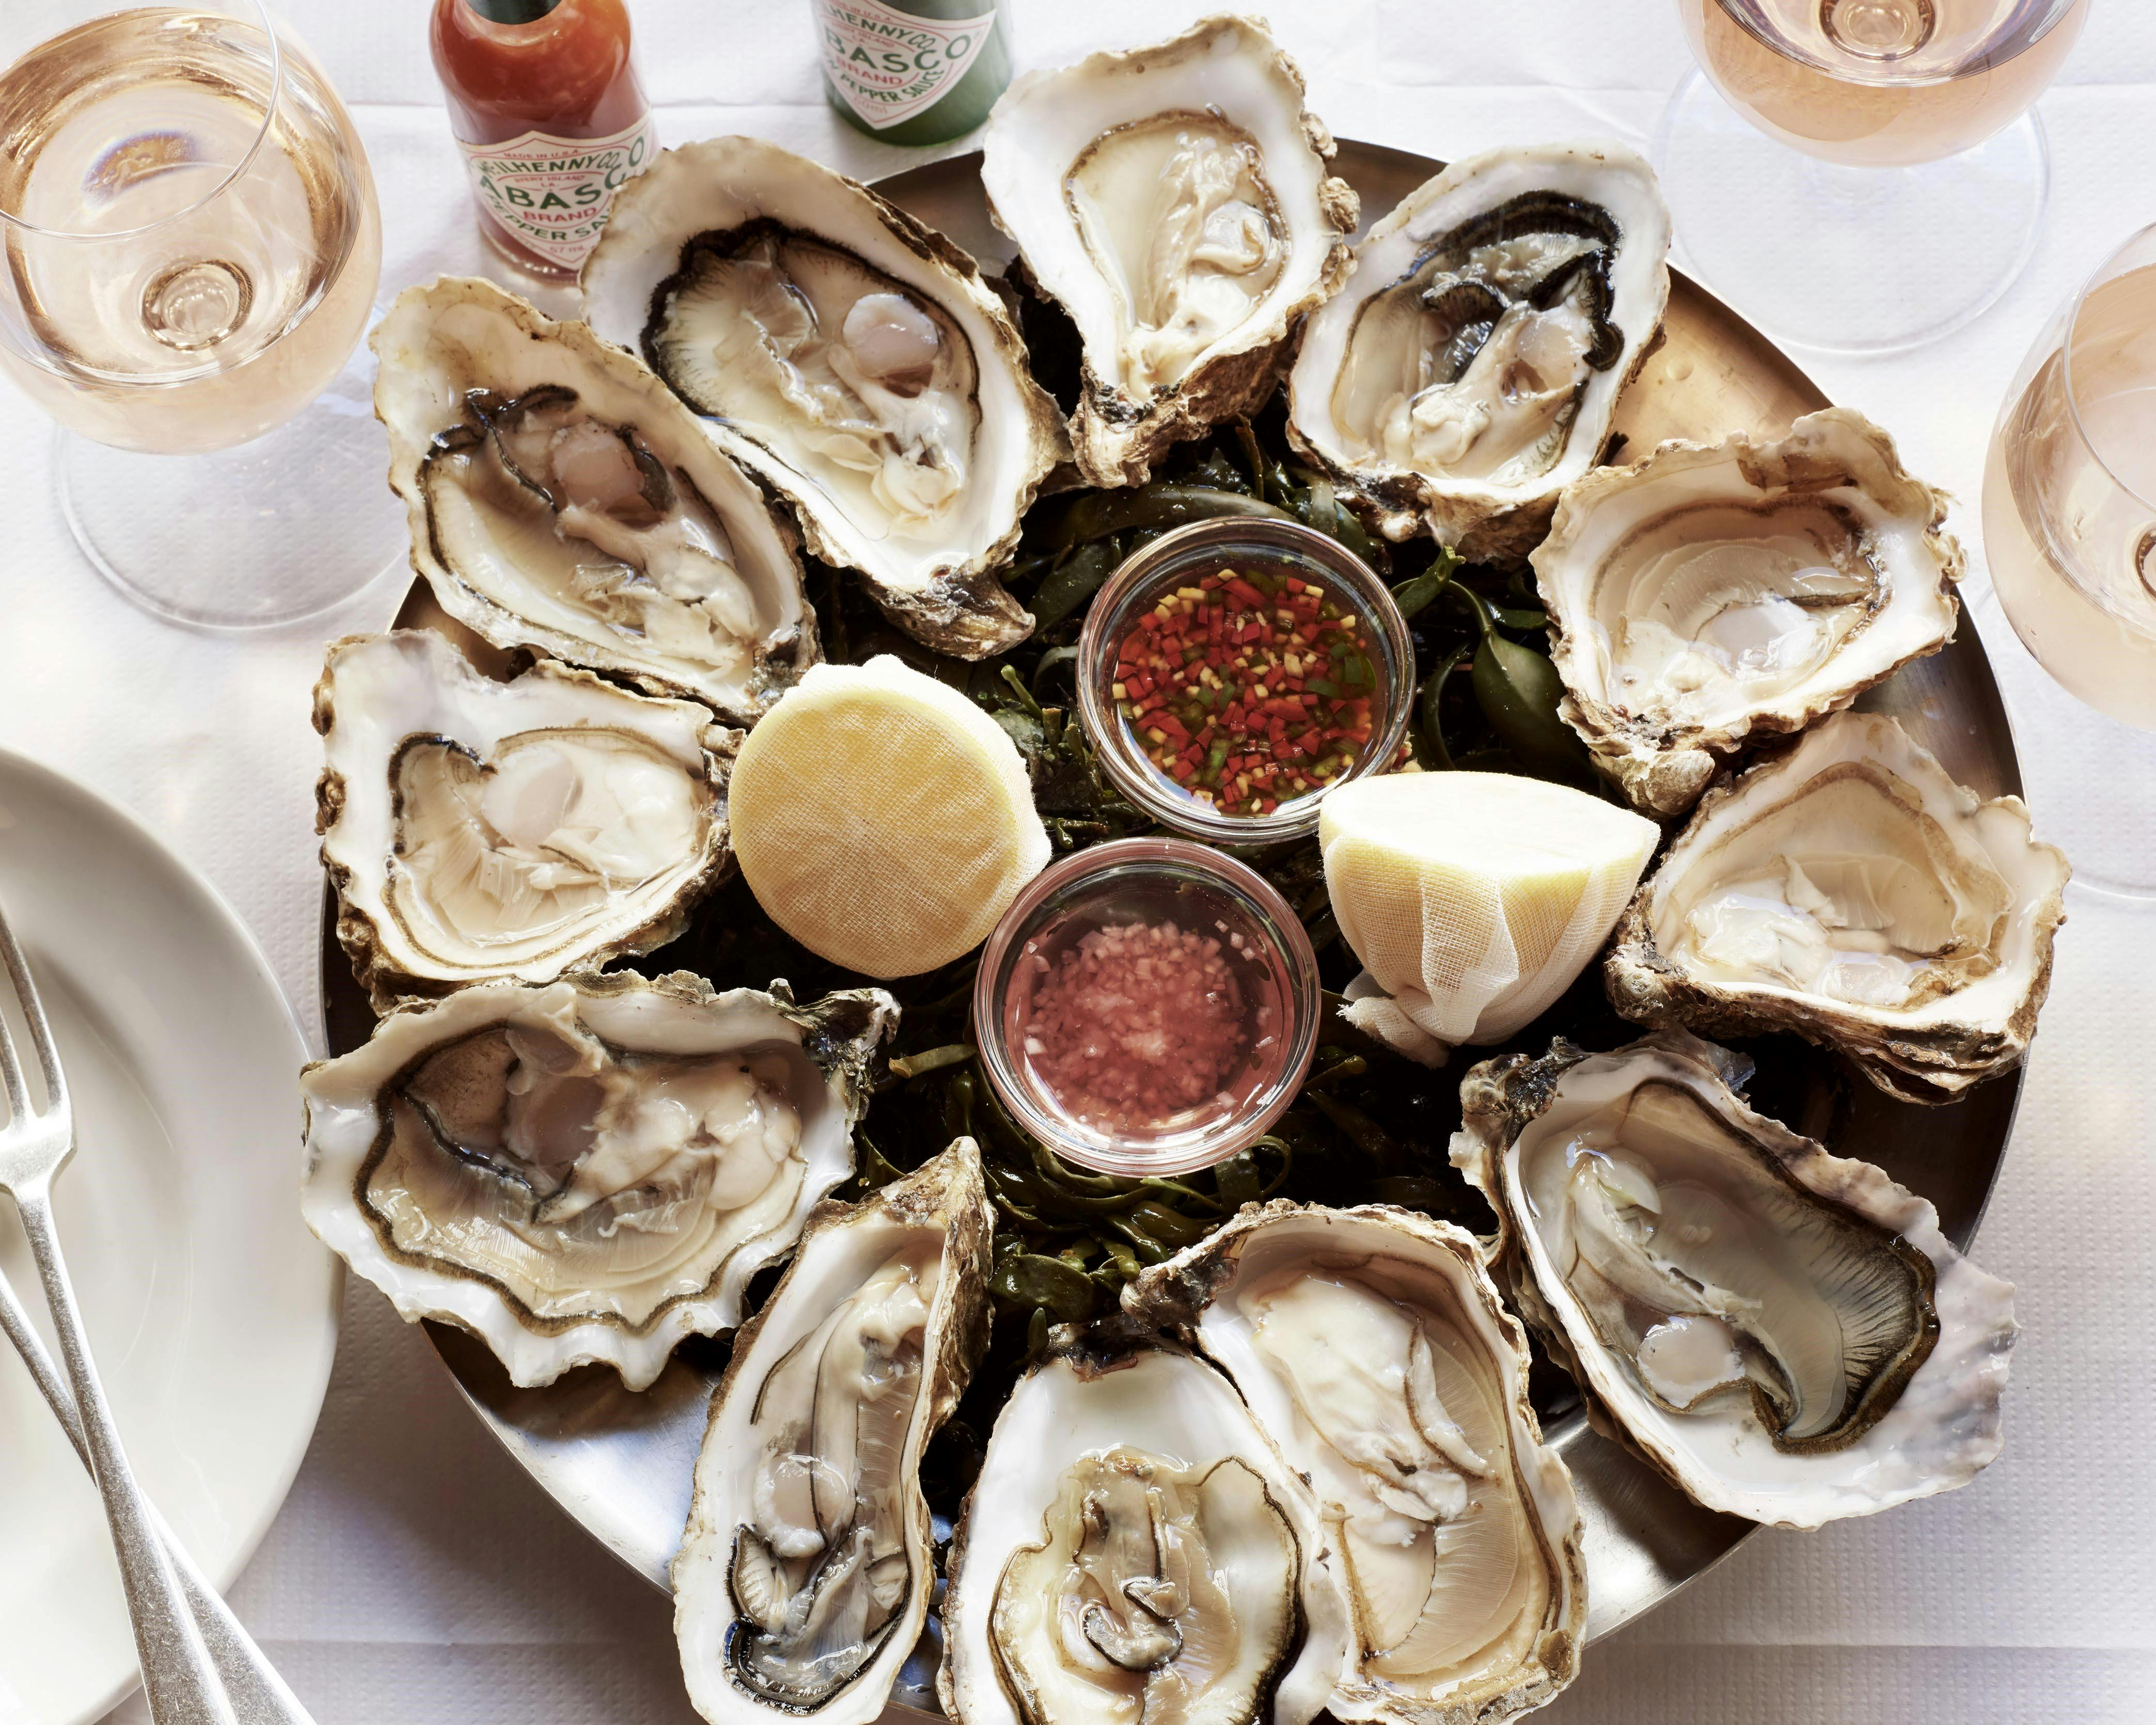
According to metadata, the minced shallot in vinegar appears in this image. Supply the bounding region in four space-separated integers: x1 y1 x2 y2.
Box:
1015 919 1270 1134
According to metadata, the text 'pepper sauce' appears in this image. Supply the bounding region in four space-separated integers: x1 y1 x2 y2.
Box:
430 0 653 280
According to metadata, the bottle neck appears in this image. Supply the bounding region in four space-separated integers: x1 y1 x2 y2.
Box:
464 0 564 24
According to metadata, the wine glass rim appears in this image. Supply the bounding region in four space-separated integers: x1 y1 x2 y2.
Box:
0 0 286 243
1712 0 2085 88
2061 221 2156 518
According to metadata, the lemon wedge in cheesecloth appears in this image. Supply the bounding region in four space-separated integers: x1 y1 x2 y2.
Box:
1319 772 1660 1064
729 655 1051 978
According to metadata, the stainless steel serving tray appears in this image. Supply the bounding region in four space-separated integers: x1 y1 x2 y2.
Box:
318 139 2025 1667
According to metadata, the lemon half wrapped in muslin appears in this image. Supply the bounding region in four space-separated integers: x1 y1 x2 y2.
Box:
729 655 1050 978
1319 772 1661 1064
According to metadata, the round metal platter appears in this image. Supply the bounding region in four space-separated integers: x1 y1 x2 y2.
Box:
318 140 2025 1669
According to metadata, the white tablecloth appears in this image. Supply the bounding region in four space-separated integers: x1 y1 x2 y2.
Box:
3 2 2152 1720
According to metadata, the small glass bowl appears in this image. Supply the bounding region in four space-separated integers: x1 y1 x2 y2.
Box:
1077 518 1417 845
972 838 1320 1178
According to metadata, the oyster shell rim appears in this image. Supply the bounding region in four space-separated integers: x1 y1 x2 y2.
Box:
1283 137 1672 565
1601 709 2069 1104
936 1314 1351 1725
671 1136 994 1725
1447 1030 2021 1530
312 629 742 1016
981 12 1359 489
1124 1199 1590 1725
1534 406 1965 819
581 134 1068 661
371 273 821 724
296 968 898 1391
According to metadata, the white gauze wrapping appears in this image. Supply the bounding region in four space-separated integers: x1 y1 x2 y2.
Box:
1319 772 1661 1065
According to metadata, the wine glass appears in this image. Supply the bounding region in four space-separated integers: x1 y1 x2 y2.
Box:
1655 1 2090 354
0 2 397 631
1981 222 2156 898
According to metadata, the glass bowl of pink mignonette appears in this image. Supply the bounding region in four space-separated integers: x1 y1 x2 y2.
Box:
972 838 1321 1178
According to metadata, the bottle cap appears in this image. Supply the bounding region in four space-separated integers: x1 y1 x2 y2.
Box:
464 0 564 24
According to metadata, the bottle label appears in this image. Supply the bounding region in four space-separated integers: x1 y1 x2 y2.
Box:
456 113 656 270
812 0 1000 131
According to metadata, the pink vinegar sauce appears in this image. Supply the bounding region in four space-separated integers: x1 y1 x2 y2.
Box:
1008 913 1284 1140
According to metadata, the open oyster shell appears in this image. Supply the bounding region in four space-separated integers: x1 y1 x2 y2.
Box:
373 276 815 724
1604 710 2069 1103
316 630 737 1012
298 970 896 1391
981 14 1357 487
1535 409 1962 818
1126 1203 1587 1725
1287 141 1669 563
941 1320 1351 1725
1450 1032 2019 1528
674 1139 993 1725
582 137 1065 658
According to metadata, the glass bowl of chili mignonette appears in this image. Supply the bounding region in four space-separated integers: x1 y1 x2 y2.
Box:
1076 518 1418 844
973 839 1321 1178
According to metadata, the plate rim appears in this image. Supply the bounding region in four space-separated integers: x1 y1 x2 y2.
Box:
313 131 2028 1665
0 742 341 1725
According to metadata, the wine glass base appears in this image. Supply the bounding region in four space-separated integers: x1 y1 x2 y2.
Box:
1968 586 2156 902
1653 71 2049 357
57 320 407 633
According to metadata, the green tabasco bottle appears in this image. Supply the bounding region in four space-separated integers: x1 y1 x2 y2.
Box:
810 0 1014 146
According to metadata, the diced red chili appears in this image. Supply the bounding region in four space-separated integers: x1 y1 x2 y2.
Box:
1111 560 1377 817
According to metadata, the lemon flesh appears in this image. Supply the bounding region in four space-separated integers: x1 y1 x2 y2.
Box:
1319 772 1660 1062
730 655 1051 978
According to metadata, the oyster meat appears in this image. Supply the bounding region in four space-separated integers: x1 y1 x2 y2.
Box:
316 630 736 1010
674 1139 992 1725
1128 1204 1586 1725
374 277 814 723
981 15 1357 487
1452 1031 2019 1527
298 971 895 1390
582 137 1064 658
1288 141 1669 563
941 1322 1349 1725
1604 710 2069 1103
1535 410 1962 817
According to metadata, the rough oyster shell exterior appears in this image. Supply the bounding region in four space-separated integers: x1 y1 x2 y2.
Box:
1535 409 1962 818
1603 711 2068 1103
1450 1031 2019 1528
983 15 1357 488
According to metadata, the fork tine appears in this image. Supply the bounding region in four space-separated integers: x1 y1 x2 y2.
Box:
0 891 61 1120
0 940 29 1128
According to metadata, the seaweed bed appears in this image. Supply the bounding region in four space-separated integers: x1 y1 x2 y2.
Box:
641 285 1858 1523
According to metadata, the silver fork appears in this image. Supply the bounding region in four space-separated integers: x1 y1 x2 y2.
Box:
0 893 242 1725
0 1268 314 1724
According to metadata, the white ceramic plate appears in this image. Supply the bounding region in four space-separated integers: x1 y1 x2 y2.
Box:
0 749 338 1725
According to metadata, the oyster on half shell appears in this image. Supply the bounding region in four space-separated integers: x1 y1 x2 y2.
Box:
298 971 896 1390
374 276 815 724
1451 1031 2019 1528
583 137 1065 658
673 1139 993 1725
1127 1204 1586 1725
981 15 1357 487
316 630 736 1011
941 1321 1350 1725
1287 142 1669 563
1603 710 2069 1103
1534 410 1962 818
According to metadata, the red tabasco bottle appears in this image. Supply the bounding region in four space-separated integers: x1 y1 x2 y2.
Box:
429 0 655 281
